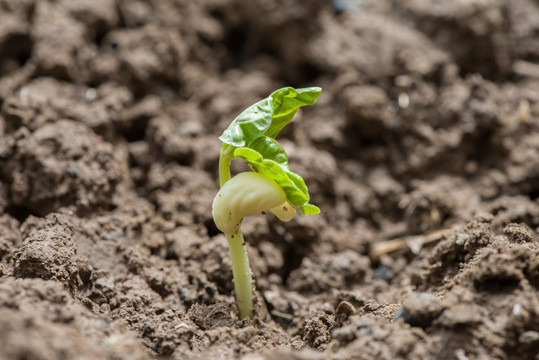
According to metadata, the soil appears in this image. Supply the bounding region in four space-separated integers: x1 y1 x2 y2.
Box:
1 0 539 359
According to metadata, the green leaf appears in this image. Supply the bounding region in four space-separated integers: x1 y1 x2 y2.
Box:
219 87 322 148
234 136 318 214
301 204 321 215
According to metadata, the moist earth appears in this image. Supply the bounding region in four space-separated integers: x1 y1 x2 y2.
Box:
1 0 539 359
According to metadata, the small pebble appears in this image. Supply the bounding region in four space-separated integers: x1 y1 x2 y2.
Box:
519 331 539 345
394 293 443 327
335 301 356 324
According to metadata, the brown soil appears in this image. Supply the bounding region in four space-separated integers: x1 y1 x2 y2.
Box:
1 1 539 359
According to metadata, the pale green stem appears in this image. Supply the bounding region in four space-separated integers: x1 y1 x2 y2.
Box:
219 143 254 319
219 144 234 187
225 228 253 319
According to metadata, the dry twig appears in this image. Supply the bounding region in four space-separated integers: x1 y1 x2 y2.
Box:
369 228 453 260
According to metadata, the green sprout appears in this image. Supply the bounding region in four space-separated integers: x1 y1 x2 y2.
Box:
212 86 322 319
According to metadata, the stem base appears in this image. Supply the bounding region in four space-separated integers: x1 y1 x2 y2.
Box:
226 229 253 319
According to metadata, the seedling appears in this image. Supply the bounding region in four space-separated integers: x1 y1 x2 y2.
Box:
212 86 321 319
